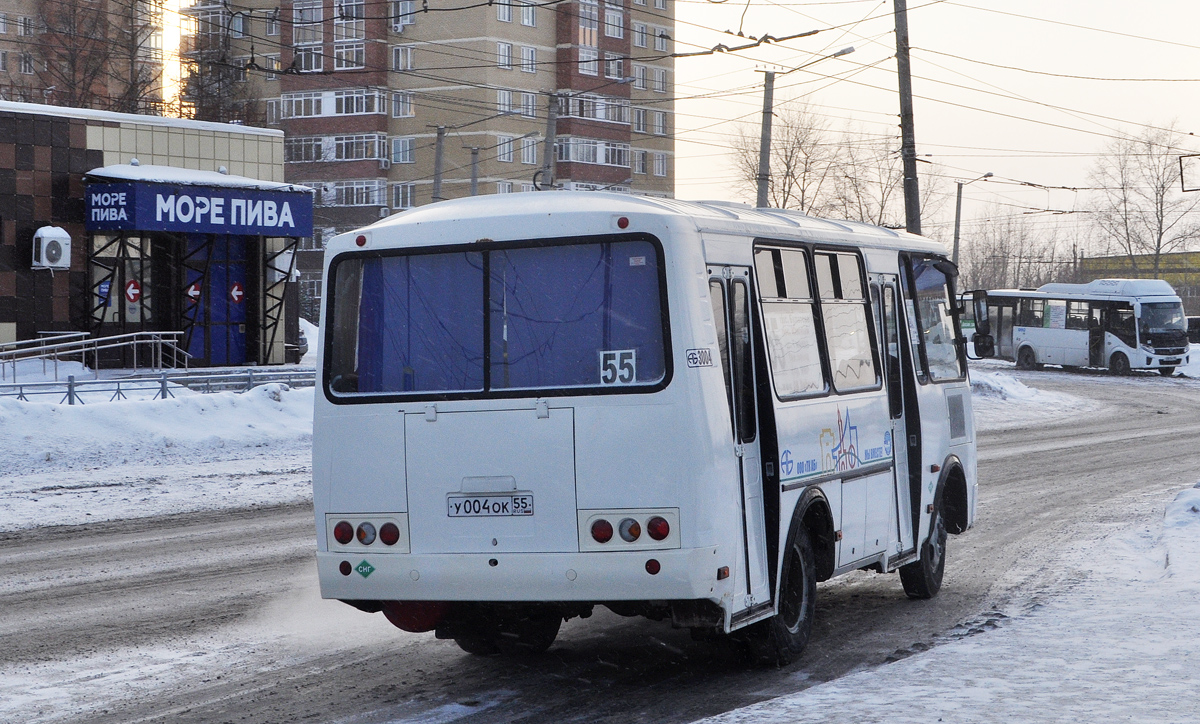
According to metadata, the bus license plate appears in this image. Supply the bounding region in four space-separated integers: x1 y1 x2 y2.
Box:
447 494 534 517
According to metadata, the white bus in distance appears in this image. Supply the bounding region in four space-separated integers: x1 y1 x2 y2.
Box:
976 279 1190 375
313 193 982 664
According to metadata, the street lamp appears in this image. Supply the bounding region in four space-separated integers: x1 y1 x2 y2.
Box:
952 172 992 267
756 46 856 207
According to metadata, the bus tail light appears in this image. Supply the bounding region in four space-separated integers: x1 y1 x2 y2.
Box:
645 559 661 575
647 516 670 541
591 519 614 543
334 520 354 545
380 522 400 546
618 518 641 542
357 522 377 545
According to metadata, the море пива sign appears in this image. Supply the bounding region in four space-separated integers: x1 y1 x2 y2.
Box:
85 182 314 237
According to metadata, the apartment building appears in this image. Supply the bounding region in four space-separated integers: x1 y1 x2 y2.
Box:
180 0 675 319
0 0 166 113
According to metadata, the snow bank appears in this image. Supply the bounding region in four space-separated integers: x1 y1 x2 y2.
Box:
0 384 313 531
971 371 1099 431
298 317 319 367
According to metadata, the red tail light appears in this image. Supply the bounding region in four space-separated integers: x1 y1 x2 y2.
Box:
647 516 670 541
333 520 354 545
591 519 614 543
379 522 400 546
645 559 661 575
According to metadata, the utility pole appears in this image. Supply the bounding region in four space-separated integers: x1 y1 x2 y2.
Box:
431 125 446 202
540 92 559 189
893 0 921 235
756 71 776 208
470 147 480 196
952 172 991 266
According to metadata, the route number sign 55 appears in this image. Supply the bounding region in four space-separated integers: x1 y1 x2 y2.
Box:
600 349 637 385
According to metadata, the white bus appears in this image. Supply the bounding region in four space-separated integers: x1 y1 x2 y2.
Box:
313 193 979 663
978 279 1190 375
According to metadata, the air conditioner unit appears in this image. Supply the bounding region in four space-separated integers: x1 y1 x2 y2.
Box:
392 21 405 33
379 157 391 170
32 226 71 270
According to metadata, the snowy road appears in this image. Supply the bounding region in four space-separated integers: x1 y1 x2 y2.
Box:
3 369 1200 723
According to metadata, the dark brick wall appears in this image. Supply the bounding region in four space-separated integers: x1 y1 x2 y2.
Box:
0 110 103 340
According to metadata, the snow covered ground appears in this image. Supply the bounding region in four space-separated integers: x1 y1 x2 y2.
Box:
699 484 1200 724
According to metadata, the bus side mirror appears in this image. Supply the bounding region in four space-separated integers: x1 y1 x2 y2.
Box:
971 333 995 358
971 290 990 336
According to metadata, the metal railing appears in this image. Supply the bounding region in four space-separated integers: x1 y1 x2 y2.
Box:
0 368 316 404
0 331 191 382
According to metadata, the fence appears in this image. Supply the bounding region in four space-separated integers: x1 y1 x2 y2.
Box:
0 332 190 382
0 368 316 405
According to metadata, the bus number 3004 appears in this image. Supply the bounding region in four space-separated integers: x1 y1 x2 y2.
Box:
447 495 535 517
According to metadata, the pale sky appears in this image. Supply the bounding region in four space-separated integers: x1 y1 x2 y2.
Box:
672 0 1200 244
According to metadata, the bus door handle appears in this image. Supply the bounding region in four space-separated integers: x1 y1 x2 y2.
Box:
734 444 745 458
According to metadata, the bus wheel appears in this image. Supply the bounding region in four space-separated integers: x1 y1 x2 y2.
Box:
453 634 500 656
1160 367 1176 377
1016 347 1037 370
899 504 947 599
1109 352 1131 376
747 524 817 666
494 612 562 655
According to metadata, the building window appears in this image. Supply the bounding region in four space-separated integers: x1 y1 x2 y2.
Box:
264 54 281 80
633 150 647 174
19 17 34 36
521 183 536 192
392 90 415 117
497 89 514 113
632 108 646 133
281 91 321 118
327 180 387 206
653 67 667 93
391 0 416 29
654 28 669 52
579 48 599 76
557 138 631 167
633 0 646 5
335 42 365 69
229 14 245 38
497 181 513 194
652 111 665 135
292 0 322 44
0 14 8 34
335 88 386 114
19 52 34 75
266 98 281 123
335 134 386 160
392 45 415 71
497 42 513 69
633 22 647 48
497 0 512 22
633 64 646 89
520 46 536 72
0 52 7 72
393 183 416 209
266 10 279 36
653 152 667 176
521 0 536 26
294 45 322 72
392 136 415 163
564 94 629 124
521 137 539 165
233 56 249 82
286 136 325 163
654 0 666 8
604 3 623 38
579 0 598 47
520 92 537 118
335 0 366 40
497 135 514 162
604 53 623 79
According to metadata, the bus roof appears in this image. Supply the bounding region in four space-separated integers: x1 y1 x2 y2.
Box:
339 191 947 255
991 278 1180 301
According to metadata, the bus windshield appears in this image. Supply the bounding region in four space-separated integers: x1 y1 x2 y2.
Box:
1139 302 1186 334
325 238 668 397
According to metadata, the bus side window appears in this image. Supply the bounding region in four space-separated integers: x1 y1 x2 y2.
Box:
815 251 878 393
756 248 826 398
710 279 735 435
1067 301 1089 330
732 280 756 443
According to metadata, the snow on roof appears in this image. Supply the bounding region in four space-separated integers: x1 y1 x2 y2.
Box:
0 99 282 137
85 163 313 194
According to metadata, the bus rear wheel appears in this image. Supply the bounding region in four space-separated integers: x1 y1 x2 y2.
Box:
1109 352 1131 376
747 523 817 666
1016 347 1038 370
899 504 947 599
451 608 562 656
1160 366 1176 377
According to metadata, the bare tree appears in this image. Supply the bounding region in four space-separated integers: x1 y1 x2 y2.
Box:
730 103 838 213
34 0 112 109
958 206 1073 290
106 0 165 114
1089 123 1200 274
827 134 906 228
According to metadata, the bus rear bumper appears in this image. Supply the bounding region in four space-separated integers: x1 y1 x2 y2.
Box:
317 547 724 602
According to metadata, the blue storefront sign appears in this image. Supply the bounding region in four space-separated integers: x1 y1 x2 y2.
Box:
85 182 313 237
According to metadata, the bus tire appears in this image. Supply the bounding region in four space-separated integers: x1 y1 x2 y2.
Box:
747 523 817 666
1160 366 1176 377
494 612 562 655
453 634 500 656
1016 347 1038 370
1109 352 1131 376
899 503 947 600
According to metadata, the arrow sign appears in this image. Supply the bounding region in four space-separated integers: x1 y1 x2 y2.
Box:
124 279 141 304
229 281 244 304
186 282 201 303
